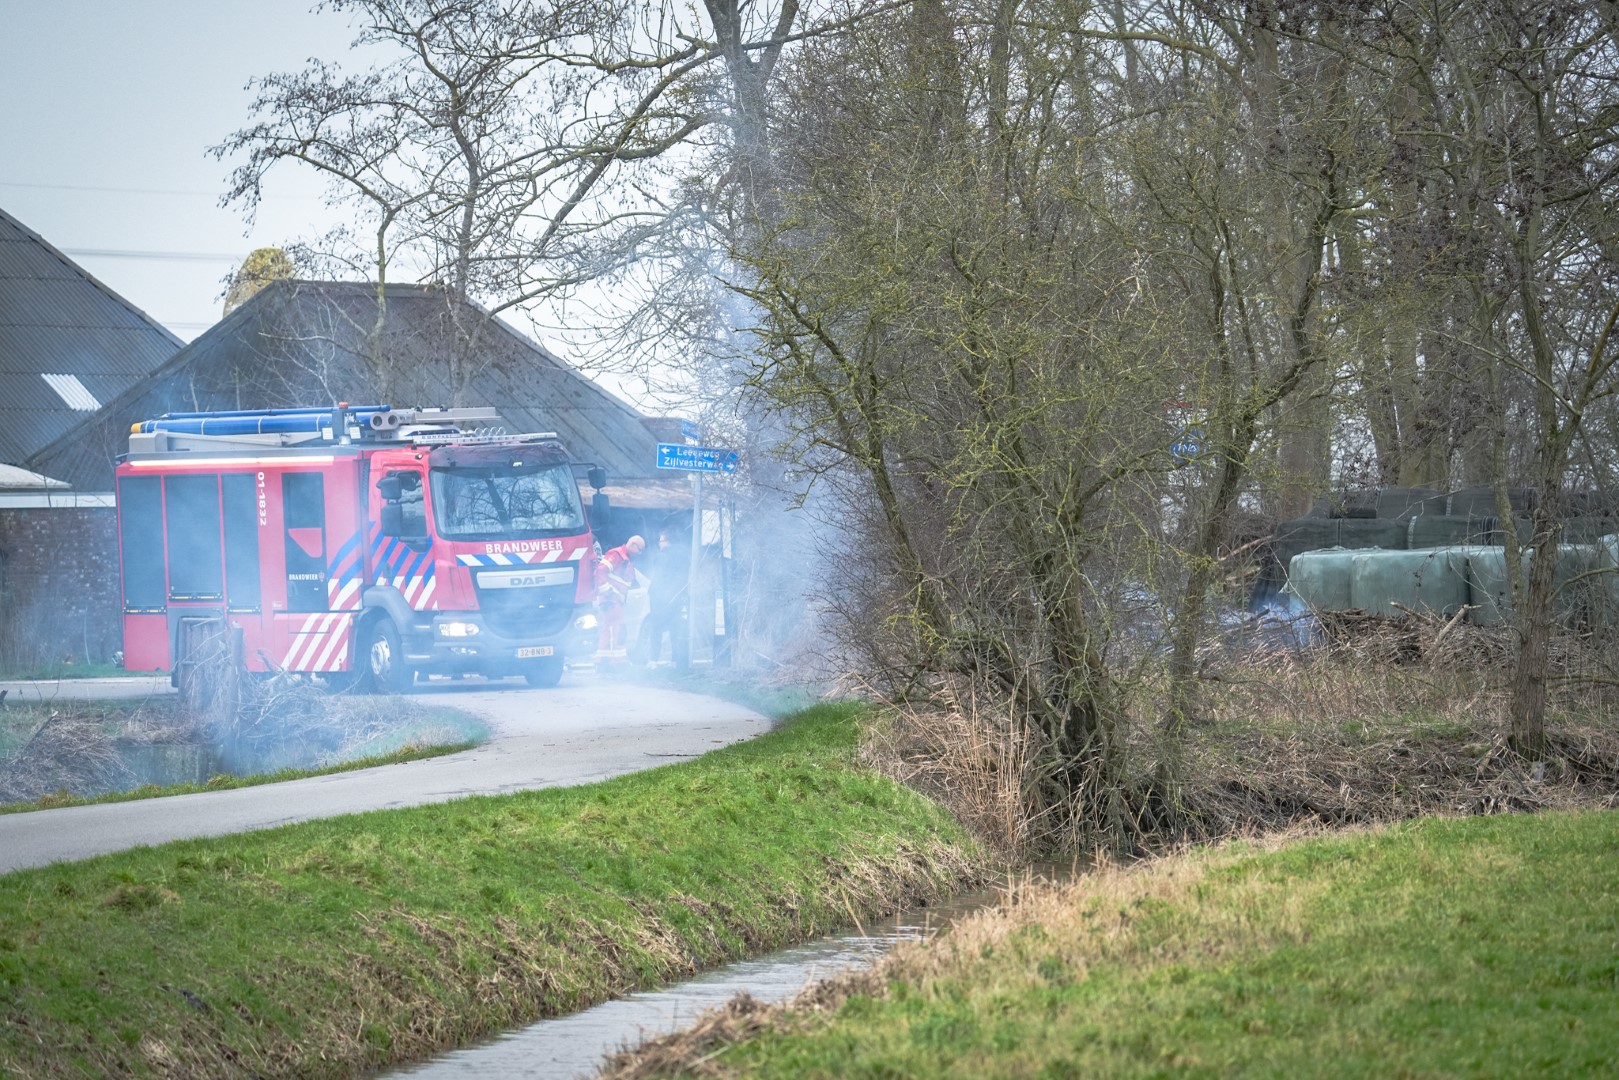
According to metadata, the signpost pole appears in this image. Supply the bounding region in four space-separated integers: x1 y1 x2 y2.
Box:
655 432 741 667
689 432 703 663
717 495 732 666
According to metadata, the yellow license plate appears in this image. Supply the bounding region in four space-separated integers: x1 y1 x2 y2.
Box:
516 646 554 659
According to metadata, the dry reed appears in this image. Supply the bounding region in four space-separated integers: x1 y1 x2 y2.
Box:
859 611 1619 859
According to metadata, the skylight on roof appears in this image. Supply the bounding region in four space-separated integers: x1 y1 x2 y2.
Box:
41 373 101 412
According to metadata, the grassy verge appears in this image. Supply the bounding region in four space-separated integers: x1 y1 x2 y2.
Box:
0 738 480 815
617 666 825 721
0 663 139 681
611 810 1619 1078
1 697 489 813
0 702 983 1078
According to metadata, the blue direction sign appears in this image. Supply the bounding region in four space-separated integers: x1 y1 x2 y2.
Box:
657 443 739 473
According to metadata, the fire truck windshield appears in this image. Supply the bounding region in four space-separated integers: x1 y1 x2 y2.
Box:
429 463 585 540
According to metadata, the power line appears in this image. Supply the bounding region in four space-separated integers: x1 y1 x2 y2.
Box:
0 179 222 197
0 179 320 200
62 248 246 263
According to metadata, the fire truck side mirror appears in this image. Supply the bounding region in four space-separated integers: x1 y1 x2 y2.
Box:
591 491 610 522
379 502 406 537
587 466 607 491
377 475 403 501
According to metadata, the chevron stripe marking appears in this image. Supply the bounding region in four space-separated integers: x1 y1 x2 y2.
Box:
312 619 350 672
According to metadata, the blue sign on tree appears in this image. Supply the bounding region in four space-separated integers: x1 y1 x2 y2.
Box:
657 443 739 473
1171 426 1204 463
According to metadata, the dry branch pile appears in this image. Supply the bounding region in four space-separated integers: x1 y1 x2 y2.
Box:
0 700 196 805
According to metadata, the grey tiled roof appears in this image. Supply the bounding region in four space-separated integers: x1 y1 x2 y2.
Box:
27 279 685 502
0 207 182 481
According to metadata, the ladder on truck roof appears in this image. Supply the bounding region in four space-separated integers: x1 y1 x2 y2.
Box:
124 405 534 456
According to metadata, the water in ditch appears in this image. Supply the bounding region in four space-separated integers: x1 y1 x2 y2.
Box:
382 874 1064 1080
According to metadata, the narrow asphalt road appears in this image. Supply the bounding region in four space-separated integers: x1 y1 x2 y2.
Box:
0 675 768 875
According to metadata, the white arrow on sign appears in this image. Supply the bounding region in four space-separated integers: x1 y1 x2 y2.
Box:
656 443 739 473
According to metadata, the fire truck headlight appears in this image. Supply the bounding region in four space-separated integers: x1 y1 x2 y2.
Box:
575 613 599 632
437 621 481 638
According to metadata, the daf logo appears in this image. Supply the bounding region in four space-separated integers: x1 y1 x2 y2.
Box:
476 566 575 590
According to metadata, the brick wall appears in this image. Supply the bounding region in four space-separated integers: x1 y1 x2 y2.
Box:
0 507 122 669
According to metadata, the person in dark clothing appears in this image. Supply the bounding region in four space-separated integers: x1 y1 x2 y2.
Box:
642 529 690 668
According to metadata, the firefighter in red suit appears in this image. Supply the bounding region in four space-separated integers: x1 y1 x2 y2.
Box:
595 535 645 662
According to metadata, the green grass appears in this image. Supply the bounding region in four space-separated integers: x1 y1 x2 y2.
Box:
0 702 982 1078
622 665 825 720
0 738 481 815
1 699 489 814
690 811 1619 1079
0 662 145 681
1331 710 1479 746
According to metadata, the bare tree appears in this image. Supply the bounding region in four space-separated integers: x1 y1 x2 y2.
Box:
718 0 1213 846
1444 3 1617 755
1085 3 1378 750
1321 0 1619 756
216 0 739 403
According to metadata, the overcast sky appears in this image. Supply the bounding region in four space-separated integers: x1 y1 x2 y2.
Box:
0 1 368 335
0 0 653 406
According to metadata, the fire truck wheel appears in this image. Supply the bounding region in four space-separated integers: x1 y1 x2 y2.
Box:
523 656 564 688
363 619 414 695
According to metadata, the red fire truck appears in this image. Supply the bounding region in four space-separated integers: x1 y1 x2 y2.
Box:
116 404 605 692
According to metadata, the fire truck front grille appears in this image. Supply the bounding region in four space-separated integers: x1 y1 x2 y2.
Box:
476 584 576 639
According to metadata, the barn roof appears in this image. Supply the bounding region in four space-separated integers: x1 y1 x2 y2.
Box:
26 279 686 505
0 206 183 476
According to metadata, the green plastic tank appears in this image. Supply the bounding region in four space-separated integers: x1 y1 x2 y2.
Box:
1349 548 1471 618
1562 517 1619 544
1465 544 1611 626
1408 515 1488 549
1600 534 1618 571
1448 486 1536 518
1337 519 1408 550
1286 548 1355 613
1376 487 1445 520
1599 536 1619 630
1272 519 1342 576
